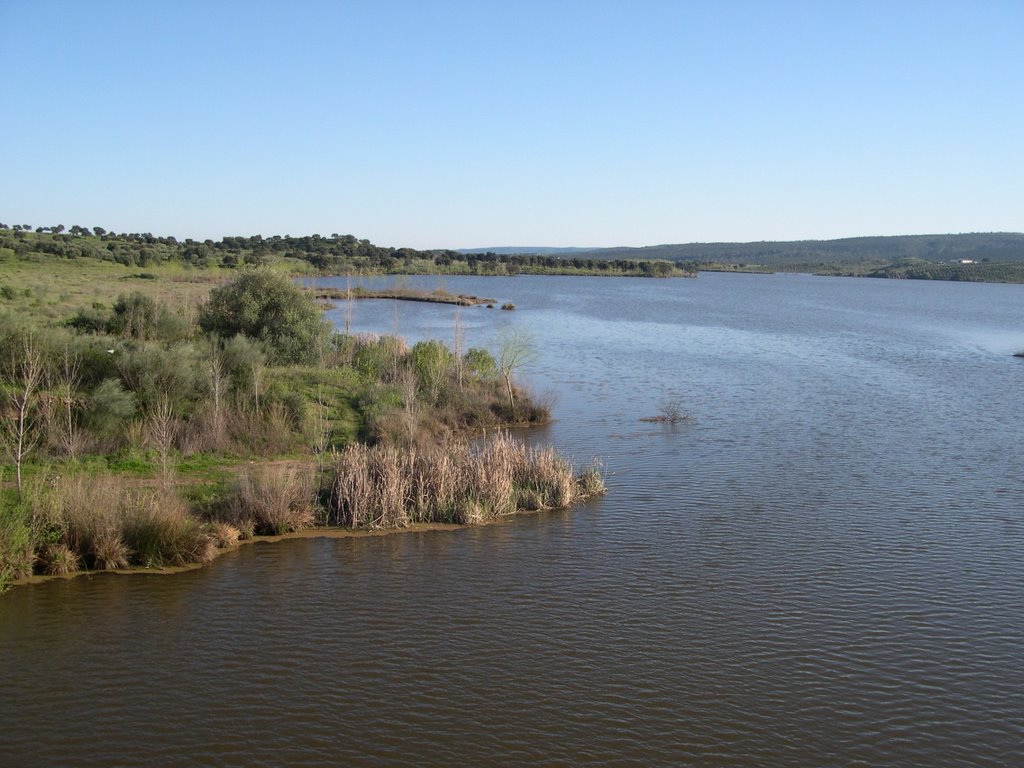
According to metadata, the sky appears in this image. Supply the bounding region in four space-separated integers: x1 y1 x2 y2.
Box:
1 0 1022 249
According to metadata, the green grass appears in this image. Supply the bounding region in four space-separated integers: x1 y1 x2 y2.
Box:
0 253 218 326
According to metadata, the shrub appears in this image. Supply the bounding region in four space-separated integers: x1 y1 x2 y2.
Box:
352 334 407 382
198 268 330 364
221 333 266 391
273 388 309 432
575 461 607 498
640 395 690 424
85 378 136 437
107 292 159 339
67 304 111 334
115 342 202 410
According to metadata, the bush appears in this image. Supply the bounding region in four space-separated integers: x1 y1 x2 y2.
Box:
107 292 159 339
221 334 266 388
198 268 330 364
271 387 309 432
115 342 202 410
207 522 241 549
352 334 407 382
20 475 219 573
85 378 136 437
62 475 130 569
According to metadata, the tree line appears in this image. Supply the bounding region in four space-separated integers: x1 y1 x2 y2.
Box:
0 226 685 276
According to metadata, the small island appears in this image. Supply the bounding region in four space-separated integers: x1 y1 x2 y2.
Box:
315 285 496 306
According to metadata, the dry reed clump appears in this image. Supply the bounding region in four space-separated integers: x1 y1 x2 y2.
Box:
121 488 216 567
463 436 518 519
26 474 217 572
232 517 256 540
223 403 302 457
207 521 241 549
575 461 607 498
329 433 603 529
227 464 316 535
512 444 574 511
62 475 131 570
331 444 412 528
39 542 80 576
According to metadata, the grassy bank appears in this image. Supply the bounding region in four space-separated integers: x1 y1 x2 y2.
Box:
2 434 603 589
0 258 604 593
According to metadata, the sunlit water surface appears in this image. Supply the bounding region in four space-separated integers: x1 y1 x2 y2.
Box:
2 274 1022 767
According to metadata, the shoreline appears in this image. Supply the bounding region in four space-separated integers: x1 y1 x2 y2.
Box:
9 521 467 590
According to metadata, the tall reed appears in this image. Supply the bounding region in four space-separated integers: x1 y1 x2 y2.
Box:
227 464 316 535
329 433 603 529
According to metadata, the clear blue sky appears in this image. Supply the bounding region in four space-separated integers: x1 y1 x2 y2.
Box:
2 0 1021 249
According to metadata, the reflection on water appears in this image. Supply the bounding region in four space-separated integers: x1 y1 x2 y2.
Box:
2 274 1023 767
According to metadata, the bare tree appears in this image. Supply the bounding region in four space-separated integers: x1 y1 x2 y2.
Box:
251 359 265 413
453 309 465 392
390 300 401 382
312 393 332 463
640 393 690 424
496 327 538 418
343 277 354 336
207 340 226 448
657 395 686 423
148 395 177 479
56 344 82 458
1 334 46 494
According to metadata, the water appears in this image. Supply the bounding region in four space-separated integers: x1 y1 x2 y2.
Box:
3 273 1023 767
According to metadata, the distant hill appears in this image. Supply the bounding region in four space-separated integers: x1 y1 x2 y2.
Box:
482 233 1024 267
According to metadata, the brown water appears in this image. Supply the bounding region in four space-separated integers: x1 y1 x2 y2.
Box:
3 273 1023 767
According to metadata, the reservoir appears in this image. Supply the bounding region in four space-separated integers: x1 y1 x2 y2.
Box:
2 273 1022 767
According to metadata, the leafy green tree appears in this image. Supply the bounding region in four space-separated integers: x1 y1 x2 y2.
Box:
463 347 497 379
198 268 329 364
